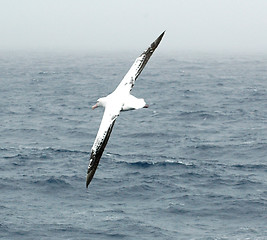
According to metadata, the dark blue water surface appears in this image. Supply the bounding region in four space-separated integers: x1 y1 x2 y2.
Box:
1 51 267 239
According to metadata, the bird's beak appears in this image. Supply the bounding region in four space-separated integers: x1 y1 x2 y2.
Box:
92 103 98 110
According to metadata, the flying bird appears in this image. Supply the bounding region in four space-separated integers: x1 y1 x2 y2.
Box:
86 31 165 187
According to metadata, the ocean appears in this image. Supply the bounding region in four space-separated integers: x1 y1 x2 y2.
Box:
0 51 266 239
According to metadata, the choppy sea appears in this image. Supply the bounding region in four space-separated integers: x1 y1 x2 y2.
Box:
0 51 267 240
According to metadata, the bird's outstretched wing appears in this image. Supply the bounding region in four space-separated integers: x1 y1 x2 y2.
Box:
86 107 118 188
86 31 165 187
115 31 165 93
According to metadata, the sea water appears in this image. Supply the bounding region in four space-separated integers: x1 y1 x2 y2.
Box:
1 51 266 239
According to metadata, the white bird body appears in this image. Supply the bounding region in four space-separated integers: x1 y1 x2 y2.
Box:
86 31 165 187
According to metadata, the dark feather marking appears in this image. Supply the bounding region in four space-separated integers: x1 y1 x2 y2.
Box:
86 120 116 188
133 31 165 83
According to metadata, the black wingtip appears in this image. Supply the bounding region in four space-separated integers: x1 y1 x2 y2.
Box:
86 156 99 188
151 31 166 51
86 171 93 188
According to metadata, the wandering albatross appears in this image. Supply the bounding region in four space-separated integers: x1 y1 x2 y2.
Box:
86 31 165 188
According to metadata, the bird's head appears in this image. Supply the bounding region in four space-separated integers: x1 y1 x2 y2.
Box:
92 97 106 109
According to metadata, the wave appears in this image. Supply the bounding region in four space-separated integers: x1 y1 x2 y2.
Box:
32 176 71 189
45 147 89 155
2 147 89 159
0 222 9 234
118 159 196 169
179 110 217 120
29 146 89 155
194 144 223 150
3 154 28 160
105 152 196 169
235 179 262 187
232 164 267 171
0 181 21 191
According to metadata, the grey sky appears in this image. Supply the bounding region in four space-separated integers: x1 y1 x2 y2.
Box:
1 0 267 53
